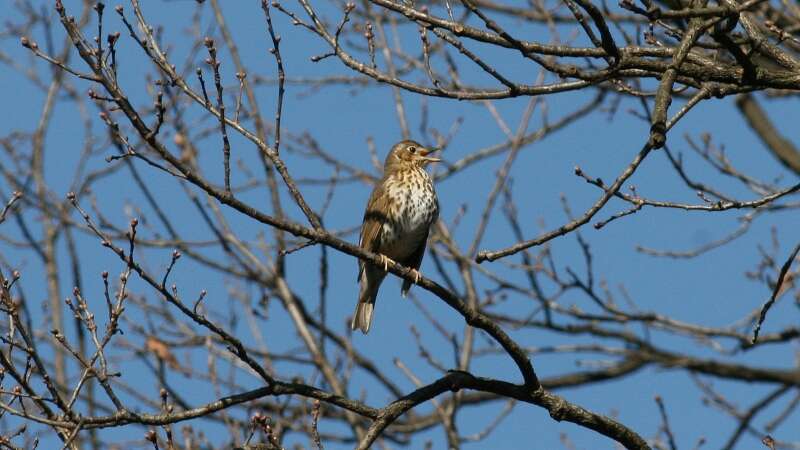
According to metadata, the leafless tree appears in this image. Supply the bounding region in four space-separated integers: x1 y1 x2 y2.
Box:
1 0 799 449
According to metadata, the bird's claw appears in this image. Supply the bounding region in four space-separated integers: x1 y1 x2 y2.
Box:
410 269 421 284
379 255 396 272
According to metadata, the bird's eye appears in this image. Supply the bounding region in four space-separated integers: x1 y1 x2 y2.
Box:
408 146 417 154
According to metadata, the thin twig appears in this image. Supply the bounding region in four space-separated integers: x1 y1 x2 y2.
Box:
752 241 800 343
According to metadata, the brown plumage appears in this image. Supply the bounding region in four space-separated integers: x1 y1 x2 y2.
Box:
351 140 440 334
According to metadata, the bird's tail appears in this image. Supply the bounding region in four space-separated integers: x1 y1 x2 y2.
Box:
351 269 382 334
401 280 412 298
351 301 375 334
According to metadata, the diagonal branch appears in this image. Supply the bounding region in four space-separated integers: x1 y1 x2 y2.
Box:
736 94 800 175
476 142 653 263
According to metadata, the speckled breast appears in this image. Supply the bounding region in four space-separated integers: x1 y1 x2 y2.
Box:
379 168 438 260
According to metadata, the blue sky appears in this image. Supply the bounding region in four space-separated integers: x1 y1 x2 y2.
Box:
1 0 799 449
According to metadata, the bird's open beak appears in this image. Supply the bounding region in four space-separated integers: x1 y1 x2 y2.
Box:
419 147 441 163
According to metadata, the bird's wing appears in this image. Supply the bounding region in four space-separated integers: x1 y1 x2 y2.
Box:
358 182 390 280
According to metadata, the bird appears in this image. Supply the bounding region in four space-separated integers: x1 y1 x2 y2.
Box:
351 140 440 334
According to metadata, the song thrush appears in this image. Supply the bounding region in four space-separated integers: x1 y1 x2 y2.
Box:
351 140 440 334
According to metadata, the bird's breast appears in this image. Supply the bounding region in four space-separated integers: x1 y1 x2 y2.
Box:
378 170 438 259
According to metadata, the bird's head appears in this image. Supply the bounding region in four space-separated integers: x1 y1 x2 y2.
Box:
384 140 441 170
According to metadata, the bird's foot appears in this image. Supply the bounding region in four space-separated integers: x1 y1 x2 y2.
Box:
379 254 397 272
410 269 422 284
